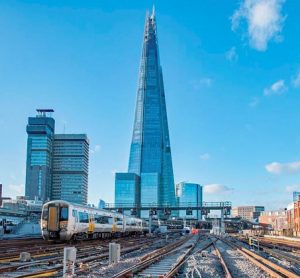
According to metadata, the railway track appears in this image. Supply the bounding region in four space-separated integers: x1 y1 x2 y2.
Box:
219 236 300 278
111 234 197 278
0 234 157 277
0 233 182 277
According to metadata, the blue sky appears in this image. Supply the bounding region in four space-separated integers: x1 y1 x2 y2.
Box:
1 0 300 210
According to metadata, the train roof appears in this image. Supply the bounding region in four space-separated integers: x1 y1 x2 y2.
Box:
43 200 143 220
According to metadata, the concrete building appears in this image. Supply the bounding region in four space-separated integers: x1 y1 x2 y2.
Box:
0 184 9 207
176 182 202 220
294 200 300 237
259 209 288 235
52 134 89 205
286 203 294 236
232 206 264 222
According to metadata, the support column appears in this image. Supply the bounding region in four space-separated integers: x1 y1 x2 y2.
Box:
220 208 225 234
149 214 152 235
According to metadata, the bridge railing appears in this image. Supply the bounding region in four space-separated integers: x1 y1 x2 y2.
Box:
105 201 232 209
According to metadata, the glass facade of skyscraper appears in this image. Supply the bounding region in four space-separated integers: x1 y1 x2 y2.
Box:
25 110 89 204
115 173 140 206
293 191 300 202
52 134 89 205
176 182 202 220
25 112 54 201
115 173 140 216
115 10 176 217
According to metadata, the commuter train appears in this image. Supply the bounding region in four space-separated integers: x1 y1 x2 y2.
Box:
41 200 148 241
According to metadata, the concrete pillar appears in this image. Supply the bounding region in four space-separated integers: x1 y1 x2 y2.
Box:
220 208 225 234
149 214 152 235
63 247 77 278
109 243 120 264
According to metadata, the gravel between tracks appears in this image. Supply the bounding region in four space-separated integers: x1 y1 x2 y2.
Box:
215 240 269 278
180 248 224 278
77 236 176 277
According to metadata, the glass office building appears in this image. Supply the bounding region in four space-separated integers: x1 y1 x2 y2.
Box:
25 110 55 201
115 173 140 206
293 191 300 202
176 182 203 220
98 199 106 209
115 9 176 217
115 173 140 216
52 134 89 205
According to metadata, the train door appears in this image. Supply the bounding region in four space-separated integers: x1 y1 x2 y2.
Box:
112 217 117 233
48 205 59 231
88 213 94 233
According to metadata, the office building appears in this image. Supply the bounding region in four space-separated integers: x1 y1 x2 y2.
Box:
0 184 11 207
259 209 288 234
115 9 176 217
293 191 300 202
25 110 89 204
176 182 202 220
52 134 89 205
115 173 140 206
231 206 265 222
25 109 55 201
98 199 106 209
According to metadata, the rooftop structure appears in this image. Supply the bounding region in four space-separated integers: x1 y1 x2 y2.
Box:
231 206 265 222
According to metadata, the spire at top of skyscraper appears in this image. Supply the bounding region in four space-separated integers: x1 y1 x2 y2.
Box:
151 5 155 19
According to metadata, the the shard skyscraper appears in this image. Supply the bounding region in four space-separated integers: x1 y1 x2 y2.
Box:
115 9 176 217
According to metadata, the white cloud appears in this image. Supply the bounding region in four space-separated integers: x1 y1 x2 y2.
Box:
225 46 238 62
286 184 300 193
200 153 211 160
8 184 24 195
231 0 286 51
265 161 300 175
90 144 101 154
292 71 300 88
263 79 287 96
249 97 259 107
204 184 233 194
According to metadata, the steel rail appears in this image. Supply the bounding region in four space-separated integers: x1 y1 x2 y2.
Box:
220 237 299 278
5 238 157 277
262 246 300 266
234 236 300 266
163 236 203 278
212 241 232 278
112 235 193 278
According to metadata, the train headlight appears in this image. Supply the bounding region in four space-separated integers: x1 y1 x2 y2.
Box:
60 223 68 230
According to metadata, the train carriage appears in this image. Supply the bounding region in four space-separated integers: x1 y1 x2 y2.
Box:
41 200 147 241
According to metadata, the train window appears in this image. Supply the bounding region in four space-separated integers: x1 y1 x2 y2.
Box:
94 215 113 224
42 206 48 220
60 207 68 221
116 218 123 225
78 212 89 223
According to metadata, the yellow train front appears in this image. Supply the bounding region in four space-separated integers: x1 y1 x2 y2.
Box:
41 200 146 241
